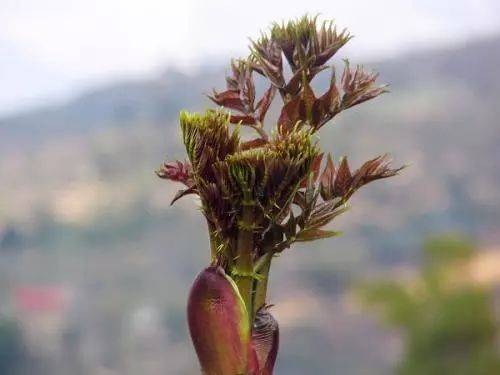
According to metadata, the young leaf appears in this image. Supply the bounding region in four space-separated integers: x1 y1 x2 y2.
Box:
333 157 352 197
252 307 279 375
341 60 388 109
171 185 197 205
156 160 192 186
296 228 341 242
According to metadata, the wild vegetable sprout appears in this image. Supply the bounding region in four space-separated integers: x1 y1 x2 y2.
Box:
157 15 403 375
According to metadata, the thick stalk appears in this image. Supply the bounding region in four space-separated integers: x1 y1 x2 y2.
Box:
206 219 218 262
253 252 273 317
235 206 254 316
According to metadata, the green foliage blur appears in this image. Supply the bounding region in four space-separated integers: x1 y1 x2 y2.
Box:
359 235 500 375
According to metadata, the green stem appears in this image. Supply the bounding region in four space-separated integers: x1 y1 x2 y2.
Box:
252 121 269 141
207 220 218 262
235 206 254 316
253 251 273 317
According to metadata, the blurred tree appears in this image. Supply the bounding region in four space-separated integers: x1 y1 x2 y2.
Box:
0 319 26 374
359 235 500 375
0 226 24 251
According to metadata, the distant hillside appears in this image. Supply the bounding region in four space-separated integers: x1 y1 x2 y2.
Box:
1 35 499 149
377 36 500 96
0 67 221 150
1 35 499 262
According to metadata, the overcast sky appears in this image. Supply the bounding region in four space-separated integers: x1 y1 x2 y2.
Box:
1 0 499 116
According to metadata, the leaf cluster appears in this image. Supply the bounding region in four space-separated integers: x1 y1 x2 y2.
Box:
157 15 403 268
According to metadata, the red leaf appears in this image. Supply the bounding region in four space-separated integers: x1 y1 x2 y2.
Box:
350 155 404 190
319 154 335 199
301 82 317 116
340 61 387 110
296 228 341 242
315 69 341 128
231 114 257 125
277 96 301 134
240 138 269 151
314 36 350 67
156 160 192 186
256 85 276 122
282 68 305 96
300 153 323 188
209 89 246 112
252 307 279 375
244 76 256 110
333 157 352 197
251 39 284 88
170 185 197 205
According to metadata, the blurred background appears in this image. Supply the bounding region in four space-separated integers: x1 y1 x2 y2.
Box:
1 1 500 374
